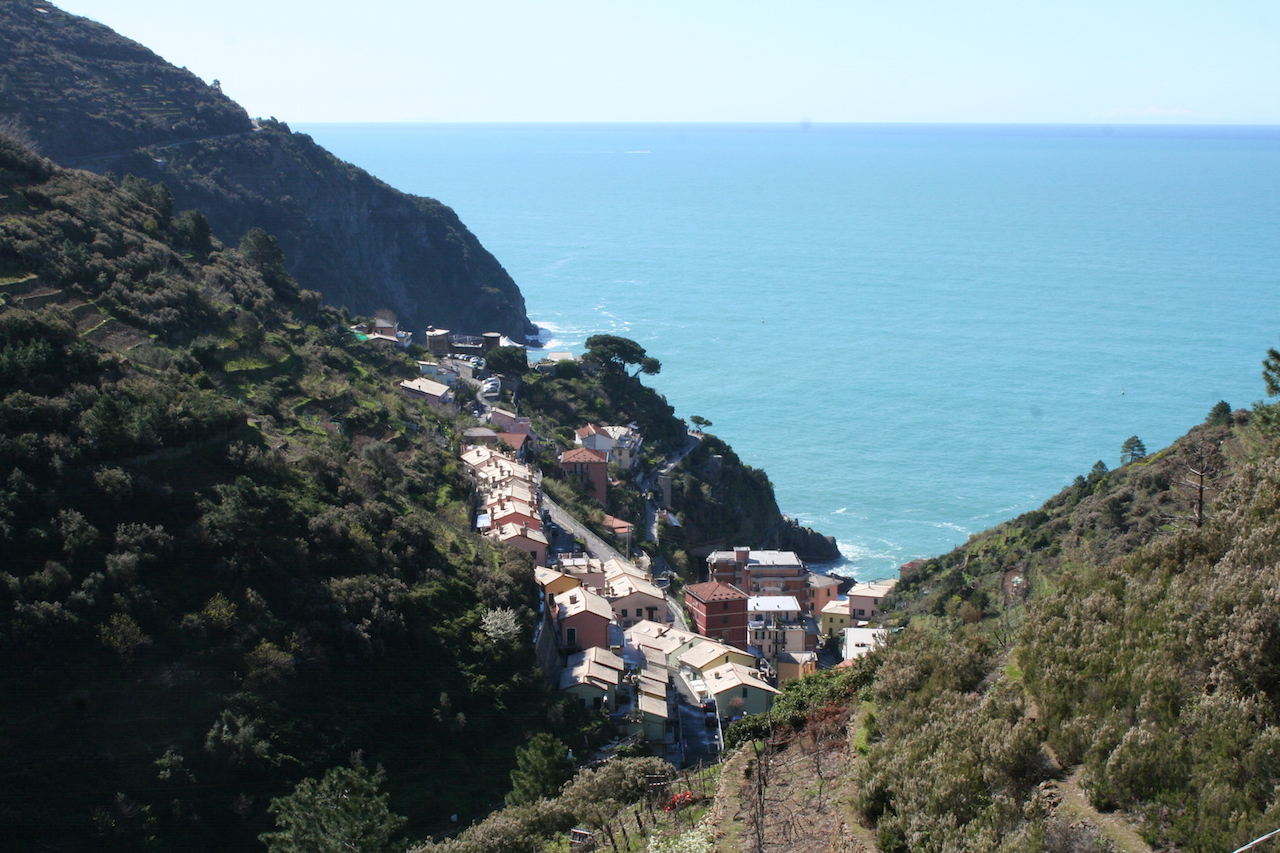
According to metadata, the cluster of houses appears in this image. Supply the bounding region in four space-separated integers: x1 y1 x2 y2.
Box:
534 541 898 754
692 548 896 674
437 351 900 754
462 431 549 565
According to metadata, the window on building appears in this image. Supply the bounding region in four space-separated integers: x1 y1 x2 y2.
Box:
741 687 748 699
621 609 628 617
723 602 730 610
855 608 866 617
566 626 577 646
723 616 729 625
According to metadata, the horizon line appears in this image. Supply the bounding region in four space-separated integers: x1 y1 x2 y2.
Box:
288 119 1280 131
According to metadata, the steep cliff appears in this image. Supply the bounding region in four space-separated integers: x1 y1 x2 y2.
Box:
0 0 535 338
664 434 841 563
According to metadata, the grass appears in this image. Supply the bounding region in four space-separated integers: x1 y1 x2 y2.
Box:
1004 658 1024 683
852 701 876 755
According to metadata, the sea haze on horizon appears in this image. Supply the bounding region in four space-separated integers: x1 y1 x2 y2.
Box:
297 122 1280 580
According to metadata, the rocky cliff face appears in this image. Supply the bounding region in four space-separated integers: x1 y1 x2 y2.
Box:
0 0 535 339
667 435 842 564
96 124 536 338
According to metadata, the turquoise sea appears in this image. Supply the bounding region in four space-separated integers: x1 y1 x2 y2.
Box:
296 123 1280 580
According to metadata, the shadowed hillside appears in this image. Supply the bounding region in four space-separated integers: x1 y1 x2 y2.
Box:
0 133 547 851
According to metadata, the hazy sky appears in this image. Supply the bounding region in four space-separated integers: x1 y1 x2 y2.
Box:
54 0 1280 124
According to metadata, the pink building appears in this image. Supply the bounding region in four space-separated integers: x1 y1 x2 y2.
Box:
488 407 533 435
805 572 841 616
488 499 541 532
554 587 615 653
846 579 897 621
491 523 548 566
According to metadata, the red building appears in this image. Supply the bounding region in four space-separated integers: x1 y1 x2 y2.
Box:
559 446 609 504
684 581 750 651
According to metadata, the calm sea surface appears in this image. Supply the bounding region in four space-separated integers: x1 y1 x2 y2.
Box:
296 123 1280 579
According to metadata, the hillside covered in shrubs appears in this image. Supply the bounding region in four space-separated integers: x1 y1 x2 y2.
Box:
0 131 566 851
707 385 1280 853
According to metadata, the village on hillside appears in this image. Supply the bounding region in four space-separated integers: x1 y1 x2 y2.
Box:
358 319 903 763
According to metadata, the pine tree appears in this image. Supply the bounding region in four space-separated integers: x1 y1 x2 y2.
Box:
260 761 406 853
1206 400 1232 426
1120 435 1147 465
506 733 574 806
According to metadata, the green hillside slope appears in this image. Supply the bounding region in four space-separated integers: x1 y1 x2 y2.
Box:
0 133 544 851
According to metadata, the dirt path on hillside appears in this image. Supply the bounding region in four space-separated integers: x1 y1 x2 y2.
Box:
1042 768 1154 853
704 712 879 853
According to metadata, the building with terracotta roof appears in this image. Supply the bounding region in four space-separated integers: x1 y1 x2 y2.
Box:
494 432 530 459
575 423 644 470
602 514 634 543
684 581 750 650
554 587 615 653
559 446 609 503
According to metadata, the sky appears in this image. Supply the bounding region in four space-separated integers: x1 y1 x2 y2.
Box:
52 0 1280 124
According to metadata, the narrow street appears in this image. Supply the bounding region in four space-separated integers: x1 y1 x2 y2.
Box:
542 494 629 565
